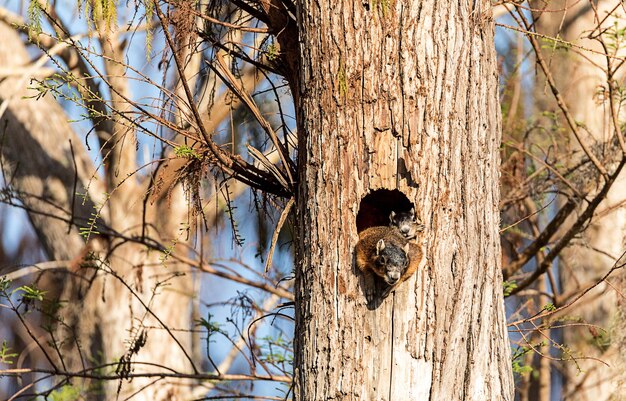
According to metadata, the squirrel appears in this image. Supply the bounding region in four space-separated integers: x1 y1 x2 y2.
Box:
389 207 424 240
355 225 422 302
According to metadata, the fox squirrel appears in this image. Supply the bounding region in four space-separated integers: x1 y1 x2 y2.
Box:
389 207 424 240
355 226 422 301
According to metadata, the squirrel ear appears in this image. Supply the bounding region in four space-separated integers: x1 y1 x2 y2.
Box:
404 243 410 254
376 239 386 254
389 211 396 222
409 207 415 219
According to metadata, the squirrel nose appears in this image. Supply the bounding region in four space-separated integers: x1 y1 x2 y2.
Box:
387 272 400 284
400 226 409 234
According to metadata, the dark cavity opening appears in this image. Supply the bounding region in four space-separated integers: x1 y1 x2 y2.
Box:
356 189 414 234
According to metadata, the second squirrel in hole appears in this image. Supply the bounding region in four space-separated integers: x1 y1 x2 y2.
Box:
389 207 424 240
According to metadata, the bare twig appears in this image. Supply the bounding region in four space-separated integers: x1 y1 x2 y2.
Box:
0 367 291 383
511 5 609 177
509 160 626 294
154 3 290 197
265 198 294 274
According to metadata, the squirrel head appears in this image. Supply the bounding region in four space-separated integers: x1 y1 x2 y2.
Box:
374 240 410 285
389 207 424 240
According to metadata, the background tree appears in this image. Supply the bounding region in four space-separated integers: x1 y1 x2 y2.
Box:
497 1 626 400
1 2 293 399
531 2 626 399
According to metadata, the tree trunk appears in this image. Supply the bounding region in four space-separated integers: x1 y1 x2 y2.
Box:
0 19 194 401
294 1 514 399
0 22 101 261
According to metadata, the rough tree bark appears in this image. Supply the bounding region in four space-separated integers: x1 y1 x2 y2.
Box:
531 2 626 399
294 1 514 399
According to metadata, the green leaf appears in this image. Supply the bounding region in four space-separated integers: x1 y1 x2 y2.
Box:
13 285 46 302
49 384 81 401
0 340 18 364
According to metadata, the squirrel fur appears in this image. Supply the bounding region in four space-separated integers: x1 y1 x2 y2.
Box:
389 207 424 240
355 226 422 301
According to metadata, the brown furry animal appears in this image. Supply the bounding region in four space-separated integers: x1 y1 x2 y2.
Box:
355 226 422 301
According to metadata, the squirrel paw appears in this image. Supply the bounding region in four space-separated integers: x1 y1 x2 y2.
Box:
365 285 377 305
380 283 395 299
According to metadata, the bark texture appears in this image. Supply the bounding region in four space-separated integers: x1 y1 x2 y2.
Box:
294 1 514 400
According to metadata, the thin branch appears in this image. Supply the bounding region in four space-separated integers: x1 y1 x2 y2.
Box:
508 250 626 326
194 9 270 33
503 197 577 279
154 3 290 197
230 0 270 24
1 261 70 281
0 194 294 300
512 5 609 177
213 53 295 184
264 198 294 274
174 255 294 301
509 159 626 294
0 367 291 383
